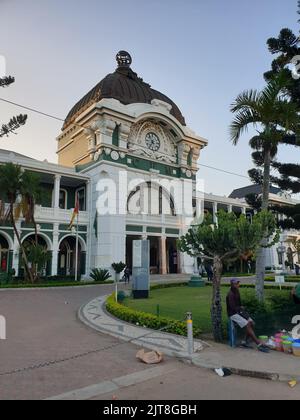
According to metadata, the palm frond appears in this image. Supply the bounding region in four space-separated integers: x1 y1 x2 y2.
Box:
230 109 261 144
230 89 262 113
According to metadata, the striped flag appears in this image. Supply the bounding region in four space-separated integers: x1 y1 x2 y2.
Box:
68 194 79 230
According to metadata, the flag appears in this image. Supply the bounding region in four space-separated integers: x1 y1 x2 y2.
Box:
68 194 79 230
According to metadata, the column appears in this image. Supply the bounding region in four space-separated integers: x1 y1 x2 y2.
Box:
159 236 167 275
241 207 246 215
51 223 59 276
85 180 91 213
227 204 233 213
53 175 61 209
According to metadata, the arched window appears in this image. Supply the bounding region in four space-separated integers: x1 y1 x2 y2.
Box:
76 187 86 211
59 189 67 209
112 124 120 147
127 183 175 216
187 149 193 167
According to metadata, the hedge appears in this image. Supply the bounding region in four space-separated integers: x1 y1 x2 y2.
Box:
265 276 300 283
106 293 202 338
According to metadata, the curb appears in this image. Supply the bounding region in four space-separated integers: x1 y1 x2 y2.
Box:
78 302 204 360
78 296 299 384
0 283 115 292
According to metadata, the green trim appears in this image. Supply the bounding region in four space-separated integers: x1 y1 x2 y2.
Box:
146 227 162 234
0 221 13 228
76 147 194 180
59 224 87 232
165 228 180 235
21 222 53 230
20 230 53 241
58 233 86 243
0 227 14 239
21 228 53 241
127 155 180 178
126 225 143 232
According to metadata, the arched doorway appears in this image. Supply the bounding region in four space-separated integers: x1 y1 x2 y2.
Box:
58 236 86 277
21 234 52 277
287 247 294 269
167 238 179 274
0 234 9 272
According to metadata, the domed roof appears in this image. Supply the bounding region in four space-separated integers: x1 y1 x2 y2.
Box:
63 51 186 130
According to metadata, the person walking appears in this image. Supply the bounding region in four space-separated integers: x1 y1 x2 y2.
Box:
123 266 131 284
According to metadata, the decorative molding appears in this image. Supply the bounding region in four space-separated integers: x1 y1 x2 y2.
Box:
128 121 177 164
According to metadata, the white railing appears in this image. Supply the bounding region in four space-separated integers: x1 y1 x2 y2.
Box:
0 203 89 225
33 206 89 224
126 213 180 227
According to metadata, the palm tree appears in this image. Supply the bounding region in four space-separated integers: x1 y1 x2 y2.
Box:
20 171 43 281
0 163 33 282
21 171 42 245
230 75 300 301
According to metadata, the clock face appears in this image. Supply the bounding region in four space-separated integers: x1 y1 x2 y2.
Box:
145 132 161 152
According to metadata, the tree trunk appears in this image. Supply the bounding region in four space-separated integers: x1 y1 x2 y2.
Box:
255 147 272 302
10 203 33 283
211 256 223 342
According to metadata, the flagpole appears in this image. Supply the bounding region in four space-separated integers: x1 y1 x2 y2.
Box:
75 199 79 282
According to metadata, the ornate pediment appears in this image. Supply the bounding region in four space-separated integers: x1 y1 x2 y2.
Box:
127 121 177 164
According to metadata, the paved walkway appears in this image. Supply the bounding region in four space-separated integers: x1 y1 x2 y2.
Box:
79 296 206 357
1 283 299 400
79 294 300 383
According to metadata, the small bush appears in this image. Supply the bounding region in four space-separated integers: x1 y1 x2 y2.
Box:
106 294 202 338
90 268 111 282
111 262 126 274
265 276 300 283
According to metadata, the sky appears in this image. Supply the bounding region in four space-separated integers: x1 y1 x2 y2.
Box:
0 0 299 196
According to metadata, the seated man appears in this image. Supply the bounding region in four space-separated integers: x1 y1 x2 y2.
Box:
226 278 269 353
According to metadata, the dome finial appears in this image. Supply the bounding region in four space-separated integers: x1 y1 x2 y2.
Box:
116 51 132 68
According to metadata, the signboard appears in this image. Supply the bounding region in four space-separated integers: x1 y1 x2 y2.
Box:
275 274 285 290
133 241 142 268
132 240 150 299
275 275 285 284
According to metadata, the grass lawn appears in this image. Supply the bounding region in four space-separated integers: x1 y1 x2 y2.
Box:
123 286 295 336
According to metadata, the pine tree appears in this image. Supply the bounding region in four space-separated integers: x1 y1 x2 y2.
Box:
263 5 300 229
271 162 300 229
0 75 27 137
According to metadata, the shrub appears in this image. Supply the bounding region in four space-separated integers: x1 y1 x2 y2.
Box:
111 262 126 274
117 291 126 302
106 294 202 338
151 282 188 291
90 268 111 282
265 276 300 283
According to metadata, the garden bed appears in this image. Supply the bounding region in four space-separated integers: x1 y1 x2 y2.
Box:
112 283 299 338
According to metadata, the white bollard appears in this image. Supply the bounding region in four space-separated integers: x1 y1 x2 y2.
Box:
186 312 194 355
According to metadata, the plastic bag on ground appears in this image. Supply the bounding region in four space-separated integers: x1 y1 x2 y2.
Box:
136 349 163 364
